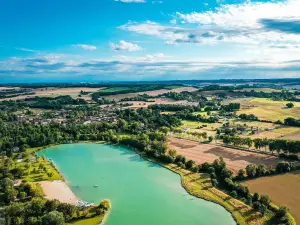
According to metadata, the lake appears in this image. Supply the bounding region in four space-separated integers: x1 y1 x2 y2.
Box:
38 143 236 225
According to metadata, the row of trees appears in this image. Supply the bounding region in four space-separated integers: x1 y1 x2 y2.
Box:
238 113 258 121
236 162 294 181
221 103 241 112
159 91 208 102
284 117 300 127
222 135 300 156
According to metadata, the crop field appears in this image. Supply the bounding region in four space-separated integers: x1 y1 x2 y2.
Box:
281 130 300 141
236 88 281 93
250 126 300 139
243 171 300 225
0 86 16 91
168 136 281 174
103 87 198 101
1 87 102 101
226 98 300 122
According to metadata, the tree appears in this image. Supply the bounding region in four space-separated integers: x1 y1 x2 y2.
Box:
252 192 260 202
286 102 294 108
185 160 195 169
237 169 246 180
246 164 257 178
99 200 111 211
260 194 271 207
211 179 218 187
276 206 289 218
230 191 237 198
42 211 65 225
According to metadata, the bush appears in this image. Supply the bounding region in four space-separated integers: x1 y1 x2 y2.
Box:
160 154 174 163
177 162 186 169
185 160 195 169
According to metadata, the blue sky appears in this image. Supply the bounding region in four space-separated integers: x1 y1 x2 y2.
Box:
1 0 300 82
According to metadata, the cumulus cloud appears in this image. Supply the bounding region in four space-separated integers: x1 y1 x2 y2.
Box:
110 40 143 51
74 44 97 51
176 0 300 45
121 0 300 48
120 21 207 44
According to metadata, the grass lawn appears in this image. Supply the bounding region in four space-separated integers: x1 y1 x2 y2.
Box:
14 147 63 182
181 120 222 131
67 215 105 225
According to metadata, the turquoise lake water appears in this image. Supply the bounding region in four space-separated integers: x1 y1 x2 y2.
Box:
38 143 236 225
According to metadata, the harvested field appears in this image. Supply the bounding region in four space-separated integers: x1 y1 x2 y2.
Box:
104 87 198 101
281 130 300 141
0 86 16 91
250 126 300 139
235 88 281 93
225 98 300 122
122 98 198 108
1 87 102 101
168 136 281 174
284 85 300 90
243 171 300 224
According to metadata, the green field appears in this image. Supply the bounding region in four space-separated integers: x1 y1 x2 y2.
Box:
98 87 131 93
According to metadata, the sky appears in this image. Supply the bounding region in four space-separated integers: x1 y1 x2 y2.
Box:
1 0 300 82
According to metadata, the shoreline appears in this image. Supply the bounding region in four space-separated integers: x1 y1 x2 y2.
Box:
36 142 296 225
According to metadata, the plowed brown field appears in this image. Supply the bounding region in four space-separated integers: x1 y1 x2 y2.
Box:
168 136 281 174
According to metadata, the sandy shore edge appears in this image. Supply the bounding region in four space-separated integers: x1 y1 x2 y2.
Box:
37 180 78 205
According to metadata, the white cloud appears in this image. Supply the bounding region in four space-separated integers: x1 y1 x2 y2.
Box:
110 40 143 51
145 53 165 61
176 0 300 45
74 44 97 51
121 0 300 48
16 48 38 53
115 0 145 3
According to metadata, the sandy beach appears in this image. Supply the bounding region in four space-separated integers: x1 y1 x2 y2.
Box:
38 180 78 205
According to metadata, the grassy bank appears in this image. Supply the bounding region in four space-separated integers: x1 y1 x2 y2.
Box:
67 215 104 225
